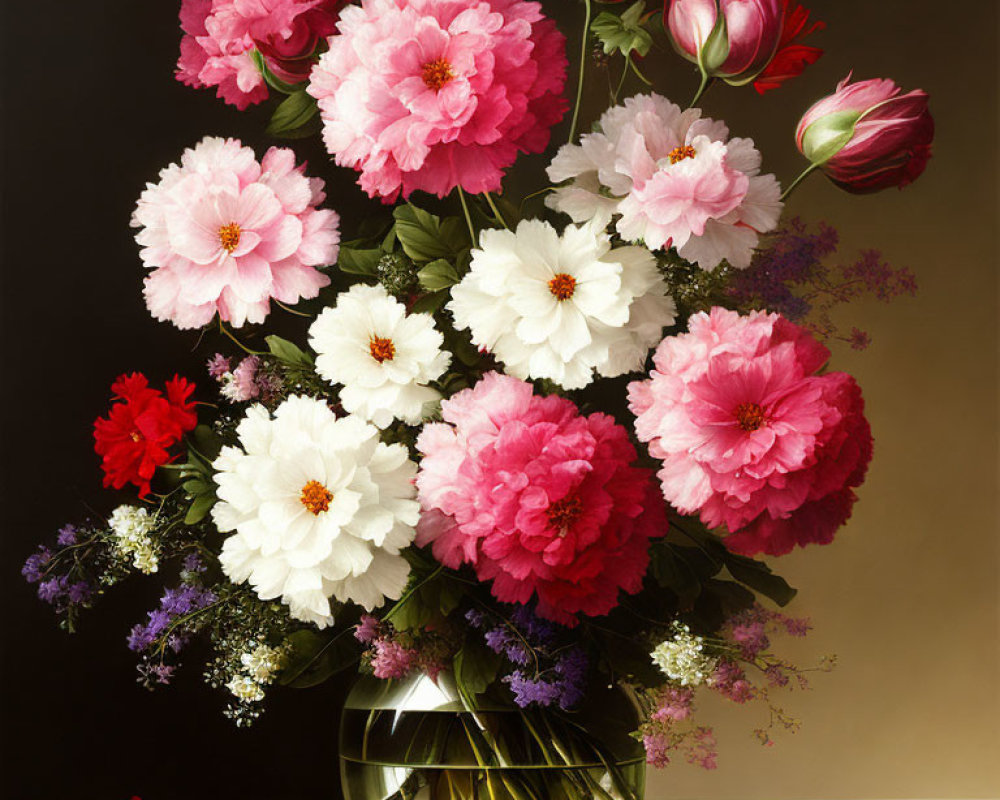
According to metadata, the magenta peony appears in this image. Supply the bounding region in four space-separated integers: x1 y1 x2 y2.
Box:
795 74 934 193
628 308 872 556
132 137 340 329
177 0 345 109
307 0 569 201
416 372 665 625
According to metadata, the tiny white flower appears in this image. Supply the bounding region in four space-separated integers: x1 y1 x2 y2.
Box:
212 396 420 628
651 622 717 686
448 220 675 390
227 675 265 702
308 284 450 428
108 505 159 574
240 643 287 684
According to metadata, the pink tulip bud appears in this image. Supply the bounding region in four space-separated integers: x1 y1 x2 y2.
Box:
796 74 934 193
664 0 823 92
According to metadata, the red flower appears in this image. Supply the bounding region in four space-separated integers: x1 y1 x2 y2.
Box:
753 1 825 95
93 373 197 498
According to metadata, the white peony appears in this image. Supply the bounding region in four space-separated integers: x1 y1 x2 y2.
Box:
546 93 783 270
212 396 419 627
447 219 675 389
308 284 450 428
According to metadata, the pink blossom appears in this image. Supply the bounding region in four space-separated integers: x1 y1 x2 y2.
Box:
711 660 755 703
308 0 568 201
230 356 262 401
133 137 339 329
371 638 417 679
643 732 672 768
177 0 345 109
628 307 872 556
651 686 695 721
415 372 665 626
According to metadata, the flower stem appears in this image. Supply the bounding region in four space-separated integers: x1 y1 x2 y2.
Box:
688 73 715 108
482 191 510 230
217 318 267 356
456 186 477 245
568 0 592 143
780 163 821 202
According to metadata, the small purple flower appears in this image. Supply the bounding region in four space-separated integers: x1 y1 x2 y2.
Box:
464 608 486 629
56 525 78 547
182 553 207 574
67 582 92 605
510 605 556 648
504 672 561 708
21 548 51 584
37 576 68 604
553 647 588 710
355 615 380 644
207 354 232 379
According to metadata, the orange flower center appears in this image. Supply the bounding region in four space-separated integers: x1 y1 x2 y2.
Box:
300 480 333 515
547 495 583 533
422 58 455 91
219 222 242 253
129 430 143 443
735 402 767 433
548 273 577 301
668 145 697 164
369 335 396 363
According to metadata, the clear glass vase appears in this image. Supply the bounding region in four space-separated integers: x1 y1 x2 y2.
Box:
340 672 645 800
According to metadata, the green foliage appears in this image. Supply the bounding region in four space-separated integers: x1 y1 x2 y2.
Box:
385 562 465 632
417 259 461 292
591 1 653 59
249 49 300 95
266 335 314 368
337 245 382 277
265 90 320 138
392 205 470 264
453 640 502 698
279 628 362 689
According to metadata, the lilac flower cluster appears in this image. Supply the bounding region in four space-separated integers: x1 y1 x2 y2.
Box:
729 218 917 348
22 529 94 614
467 606 588 711
128 583 218 654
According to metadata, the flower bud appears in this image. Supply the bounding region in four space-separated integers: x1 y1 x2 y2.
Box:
664 0 823 92
795 74 934 193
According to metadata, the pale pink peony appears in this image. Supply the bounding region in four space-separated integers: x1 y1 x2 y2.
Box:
177 0 345 109
628 308 872 556
307 0 568 201
547 94 782 270
132 137 340 329
416 372 665 625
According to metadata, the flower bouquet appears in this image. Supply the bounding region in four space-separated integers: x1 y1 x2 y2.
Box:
24 0 933 798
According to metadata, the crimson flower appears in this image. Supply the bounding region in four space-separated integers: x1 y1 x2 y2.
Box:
93 373 197 498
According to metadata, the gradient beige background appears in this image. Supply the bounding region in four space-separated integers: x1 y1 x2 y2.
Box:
555 1 1000 797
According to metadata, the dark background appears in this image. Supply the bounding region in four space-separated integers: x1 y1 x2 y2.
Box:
2 2 997 799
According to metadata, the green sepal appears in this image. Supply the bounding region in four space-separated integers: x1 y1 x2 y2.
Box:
800 110 862 164
591 1 654 59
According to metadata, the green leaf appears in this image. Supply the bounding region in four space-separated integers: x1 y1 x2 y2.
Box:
724 555 797 607
388 572 463 632
265 90 319 137
184 493 216 525
702 579 756 616
698 13 730 74
417 259 460 292
409 290 448 315
393 205 470 263
453 641 502 698
191 424 223 462
279 629 362 689
649 544 702 604
266 335 314 368
338 246 382 277
591 1 654 59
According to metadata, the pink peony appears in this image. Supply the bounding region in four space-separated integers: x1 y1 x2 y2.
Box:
177 0 345 109
628 308 872 556
132 137 340 329
415 372 665 625
307 0 568 201
547 94 782 270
